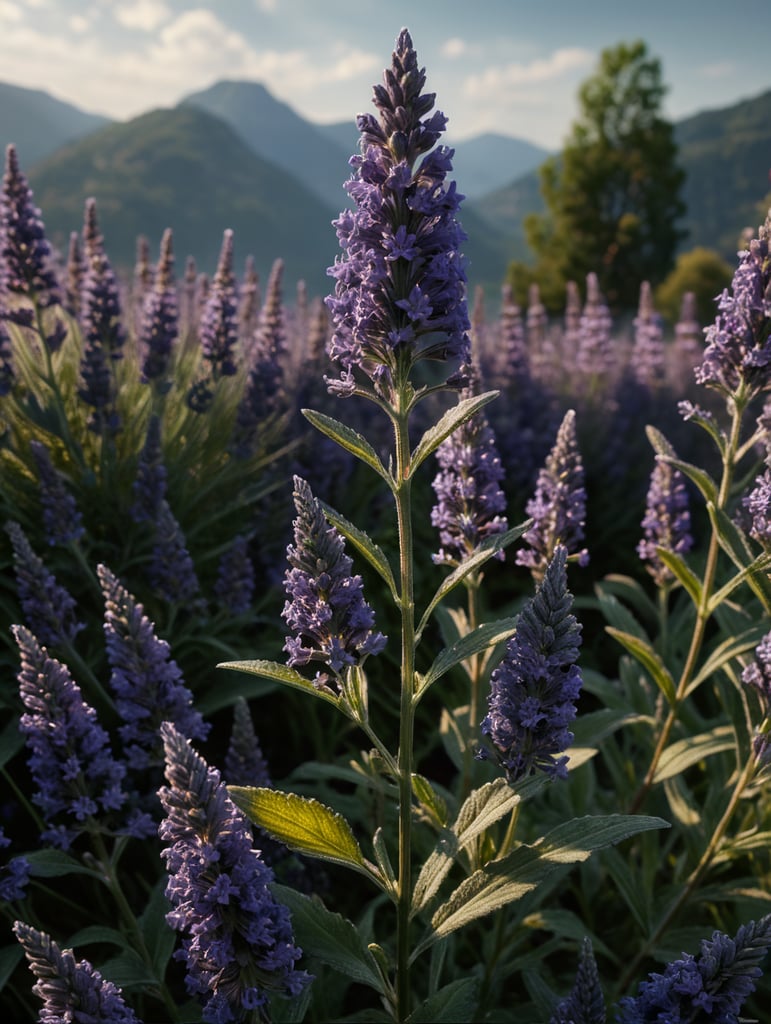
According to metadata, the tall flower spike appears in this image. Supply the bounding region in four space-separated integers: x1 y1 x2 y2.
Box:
497 283 529 386
741 629 771 767
147 500 201 606
0 143 61 308
29 439 85 546
576 272 614 379
0 315 14 395
238 253 260 344
696 209 771 399
516 409 589 578
631 281 666 390
130 413 167 524
637 458 693 587
14 922 140 1024
14 624 126 847
5 520 83 647
283 475 386 689
99 564 209 771
158 722 311 1022
64 230 84 317
0 827 29 902
225 696 272 789
325 28 470 397
214 534 255 615
480 545 583 783
431 368 508 565
614 914 771 1023
550 937 606 1024
199 228 239 379
139 228 178 386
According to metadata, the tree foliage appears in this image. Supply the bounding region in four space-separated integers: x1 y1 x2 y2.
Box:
510 40 686 311
654 246 734 325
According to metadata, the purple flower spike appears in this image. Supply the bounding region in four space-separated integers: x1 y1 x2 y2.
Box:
201 228 239 378
147 500 201 606
614 914 771 1023
225 696 272 789
480 545 583 783
139 228 178 385
576 273 614 378
100 564 209 771
516 410 589 578
637 459 693 587
0 316 14 395
696 213 771 398
325 28 470 397
550 937 606 1024
14 624 126 846
29 439 85 546
158 722 311 1022
631 281 666 389
5 520 83 647
282 475 386 689
214 534 255 614
0 143 61 308
130 414 167 524
64 230 84 317
0 827 29 902
14 922 140 1023
431 371 508 565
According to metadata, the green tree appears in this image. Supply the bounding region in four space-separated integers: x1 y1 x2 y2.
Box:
510 40 686 312
654 246 733 325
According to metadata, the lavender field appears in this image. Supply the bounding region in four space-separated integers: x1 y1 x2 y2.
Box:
2 27 771 1024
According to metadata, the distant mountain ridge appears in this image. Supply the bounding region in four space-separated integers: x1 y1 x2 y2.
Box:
0 81 110 167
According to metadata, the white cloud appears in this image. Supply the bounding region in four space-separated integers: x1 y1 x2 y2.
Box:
69 14 90 32
0 2 23 22
700 60 735 79
253 0 277 11
114 0 171 32
464 47 594 96
441 37 467 59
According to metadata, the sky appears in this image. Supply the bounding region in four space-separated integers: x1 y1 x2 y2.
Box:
1 0 771 150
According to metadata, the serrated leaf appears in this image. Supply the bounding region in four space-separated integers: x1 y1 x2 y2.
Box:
416 523 529 642
605 628 677 705
411 774 449 829
229 787 374 881
302 409 392 486
688 624 770 695
272 884 385 993
415 617 518 702
319 501 398 601
409 391 499 475
653 725 736 782
217 659 341 708
656 549 703 606
413 814 668 957
24 848 99 879
407 977 478 1023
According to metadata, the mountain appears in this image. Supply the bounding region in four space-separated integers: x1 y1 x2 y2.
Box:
0 81 110 167
27 106 341 294
445 132 551 200
675 88 771 255
468 88 771 269
179 80 352 210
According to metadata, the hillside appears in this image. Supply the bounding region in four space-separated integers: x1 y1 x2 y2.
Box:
26 106 341 294
0 81 110 167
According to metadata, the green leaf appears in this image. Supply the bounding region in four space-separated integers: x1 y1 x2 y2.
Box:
217 659 341 709
65 926 129 950
595 590 648 640
416 523 530 642
411 774 449 830
655 549 703 606
645 425 677 459
98 948 158 990
709 551 771 612
0 944 23 991
319 501 398 601
197 672 279 715
229 787 375 881
407 978 478 1023
653 725 736 782
138 880 176 978
605 627 677 705
302 409 392 486
662 455 719 506
415 617 519 702
708 504 771 610
24 848 99 879
688 623 770 695
600 846 651 933
0 718 25 770
271 884 385 994
409 391 499 475
413 814 668 958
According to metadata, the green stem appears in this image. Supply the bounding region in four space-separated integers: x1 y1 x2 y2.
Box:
629 397 745 813
393 400 416 1024
89 830 181 1022
461 578 482 800
617 751 758 998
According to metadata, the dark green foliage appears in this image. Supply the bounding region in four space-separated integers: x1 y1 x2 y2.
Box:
511 40 686 311
654 246 734 325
